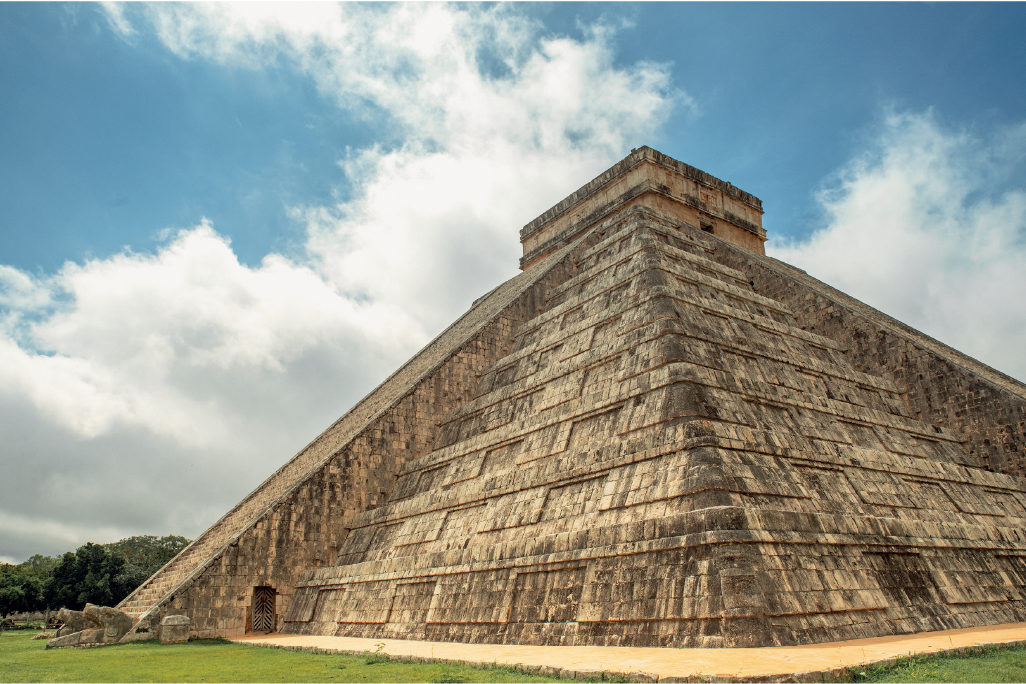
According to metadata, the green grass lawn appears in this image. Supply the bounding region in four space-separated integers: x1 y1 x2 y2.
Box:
0 631 562 683
852 644 1026 683
6 629 1026 683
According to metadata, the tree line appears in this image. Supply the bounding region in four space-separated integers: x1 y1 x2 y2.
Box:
0 535 190 617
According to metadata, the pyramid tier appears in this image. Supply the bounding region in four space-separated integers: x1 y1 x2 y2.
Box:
281 208 1026 647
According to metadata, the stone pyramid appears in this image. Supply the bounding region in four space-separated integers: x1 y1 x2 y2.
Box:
118 147 1026 649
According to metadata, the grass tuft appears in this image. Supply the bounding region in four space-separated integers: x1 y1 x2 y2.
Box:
362 641 390 665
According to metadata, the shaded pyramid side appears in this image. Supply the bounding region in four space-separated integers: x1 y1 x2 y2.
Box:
710 235 1026 479
284 206 1026 648
115 236 591 637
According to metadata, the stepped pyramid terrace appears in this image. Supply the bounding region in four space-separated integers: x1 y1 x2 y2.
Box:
114 147 1026 648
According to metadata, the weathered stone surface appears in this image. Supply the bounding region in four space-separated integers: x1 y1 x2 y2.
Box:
89 604 133 641
116 232 589 639
159 614 190 644
47 604 132 648
119 612 159 643
116 147 1026 648
712 243 1026 478
55 607 96 637
519 147 766 268
275 206 1026 647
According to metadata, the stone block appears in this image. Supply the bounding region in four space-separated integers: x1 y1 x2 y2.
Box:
160 615 191 644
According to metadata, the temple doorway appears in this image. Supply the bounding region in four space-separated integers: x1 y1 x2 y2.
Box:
252 586 276 633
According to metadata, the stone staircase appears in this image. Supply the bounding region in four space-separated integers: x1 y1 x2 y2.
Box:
119 553 198 618
113 244 574 626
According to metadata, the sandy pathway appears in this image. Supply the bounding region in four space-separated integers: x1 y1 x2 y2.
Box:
232 622 1026 681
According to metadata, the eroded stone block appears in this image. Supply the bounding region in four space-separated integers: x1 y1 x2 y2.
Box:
47 604 132 649
160 614 190 644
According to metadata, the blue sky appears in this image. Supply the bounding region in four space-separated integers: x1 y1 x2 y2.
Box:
2 2 1025 563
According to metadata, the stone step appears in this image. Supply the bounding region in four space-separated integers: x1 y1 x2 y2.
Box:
120 571 187 616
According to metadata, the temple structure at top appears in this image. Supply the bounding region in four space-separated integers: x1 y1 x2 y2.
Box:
520 147 765 269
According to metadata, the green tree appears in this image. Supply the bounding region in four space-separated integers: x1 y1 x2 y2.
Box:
46 543 135 610
104 535 190 597
0 565 47 617
14 535 192 612
105 535 189 578
20 554 59 576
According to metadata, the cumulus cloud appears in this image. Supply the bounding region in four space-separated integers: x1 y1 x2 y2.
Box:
770 111 1026 383
109 2 677 330
0 3 676 560
0 224 413 560
2 224 411 444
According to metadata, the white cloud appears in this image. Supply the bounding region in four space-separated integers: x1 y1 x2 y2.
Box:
0 3 677 560
109 2 677 329
770 111 1026 383
0 265 53 313
99 1 135 38
0 223 414 559
2 223 415 444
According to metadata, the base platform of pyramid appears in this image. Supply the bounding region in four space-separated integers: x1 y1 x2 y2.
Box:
118 147 1026 649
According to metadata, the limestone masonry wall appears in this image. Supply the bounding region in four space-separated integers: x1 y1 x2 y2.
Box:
714 243 1026 478
281 207 1026 647
117 237 589 637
